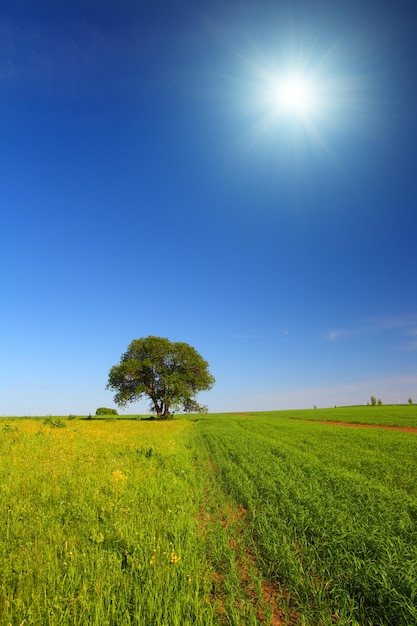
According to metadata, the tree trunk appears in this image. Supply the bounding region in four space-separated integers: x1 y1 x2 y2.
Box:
150 396 163 419
160 405 170 419
150 395 170 419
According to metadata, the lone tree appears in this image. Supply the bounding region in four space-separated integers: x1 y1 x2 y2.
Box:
107 336 215 419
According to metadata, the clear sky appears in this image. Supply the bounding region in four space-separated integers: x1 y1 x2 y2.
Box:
1 0 416 415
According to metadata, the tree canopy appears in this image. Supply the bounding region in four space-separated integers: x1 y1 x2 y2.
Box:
106 336 215 419
95 407 118 416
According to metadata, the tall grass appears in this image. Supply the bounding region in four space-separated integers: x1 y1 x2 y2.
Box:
1 410 416 625
0 418 280 625
197 413 417 625
0 420 215 625
225 404 417 427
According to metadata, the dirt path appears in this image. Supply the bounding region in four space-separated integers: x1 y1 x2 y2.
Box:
197 457 296 625
313 420 417 434
234 413 417 434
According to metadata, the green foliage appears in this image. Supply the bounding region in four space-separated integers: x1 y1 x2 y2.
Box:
95 407 118 415
409 398 413 405
1 423 18 434
43 417 66 428
371 395 377 406
107 336 215 419
378 398 382 405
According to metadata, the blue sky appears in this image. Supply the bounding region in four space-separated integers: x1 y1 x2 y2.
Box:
1 0 416 415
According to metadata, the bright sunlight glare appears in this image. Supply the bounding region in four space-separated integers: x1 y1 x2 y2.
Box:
272 75 317 116
230 33 370 157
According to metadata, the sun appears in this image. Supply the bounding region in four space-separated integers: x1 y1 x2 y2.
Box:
227 37 368 155
272 75 317 117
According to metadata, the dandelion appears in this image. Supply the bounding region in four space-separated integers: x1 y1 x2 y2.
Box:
111 470 127 483
150 545 160 566
170 549 181 564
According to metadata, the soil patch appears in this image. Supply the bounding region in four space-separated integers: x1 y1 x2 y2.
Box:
311 420 417 434
197 469 296 625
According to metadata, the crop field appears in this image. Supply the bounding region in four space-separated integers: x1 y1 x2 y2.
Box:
1 407 416 625
227 404 417 428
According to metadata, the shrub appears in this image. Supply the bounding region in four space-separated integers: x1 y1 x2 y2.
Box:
1 424 18 434
43 418 66 428
95 407 118 416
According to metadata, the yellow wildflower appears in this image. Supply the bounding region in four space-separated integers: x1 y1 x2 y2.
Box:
170 549 181 564
111 470 127 482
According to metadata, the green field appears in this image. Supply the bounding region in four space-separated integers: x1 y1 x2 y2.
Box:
1 407 416 625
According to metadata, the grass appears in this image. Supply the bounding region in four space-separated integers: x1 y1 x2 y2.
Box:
224 404 417 428
0 420 213 625
0 418 276 625
197 412 417 624
0 406 416 625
